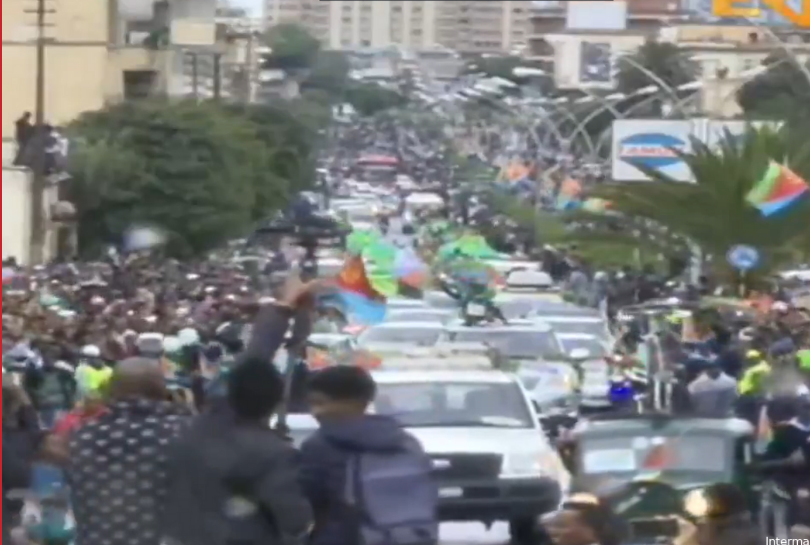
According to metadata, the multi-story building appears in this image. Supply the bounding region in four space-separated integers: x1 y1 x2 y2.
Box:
0 0 264 139
264 0 531 55
2 0 255 262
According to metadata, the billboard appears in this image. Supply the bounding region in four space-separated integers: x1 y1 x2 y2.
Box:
611 119 784 182
712 0 809 27
611 120 694 182
579 42 613 85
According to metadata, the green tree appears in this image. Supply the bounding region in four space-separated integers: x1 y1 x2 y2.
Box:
737 51 810 127
262 23 321 72
66 100 299 257
582 128 810 283
304 50 352 96
616 39 698 95
344 82 408 117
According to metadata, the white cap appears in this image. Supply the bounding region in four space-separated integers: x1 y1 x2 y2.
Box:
178 328 200 346
81 345 101 358
163 336 183 353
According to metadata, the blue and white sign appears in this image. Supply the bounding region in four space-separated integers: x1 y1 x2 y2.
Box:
611 120 693 182
727 245 760 271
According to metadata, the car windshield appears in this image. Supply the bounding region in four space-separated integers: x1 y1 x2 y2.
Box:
374 381 534 428
579 435 727 475
559 336 606 358
546 319 608 339
358 326 441 347
446 329 562 359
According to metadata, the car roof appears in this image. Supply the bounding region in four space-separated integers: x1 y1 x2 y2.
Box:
365 321 445 330
577 415 754 435
539 315 604 322
387 308 451 315
445 319 553 332
372 370 516 384
308 333 351 344
387 298 430 308
556 333 600 340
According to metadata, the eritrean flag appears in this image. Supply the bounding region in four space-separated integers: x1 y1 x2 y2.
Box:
746 161 808 217
335 255 387 326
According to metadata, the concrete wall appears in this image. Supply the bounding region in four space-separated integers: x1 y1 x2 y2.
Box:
2 165 33 264
2 0 112 137
2 139 58 264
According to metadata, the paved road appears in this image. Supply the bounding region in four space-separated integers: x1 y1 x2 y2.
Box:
441 522 511 544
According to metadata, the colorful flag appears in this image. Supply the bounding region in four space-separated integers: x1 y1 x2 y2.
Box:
393 248 429 289
582 198 611 213
335 255 387 325
746 161 809 217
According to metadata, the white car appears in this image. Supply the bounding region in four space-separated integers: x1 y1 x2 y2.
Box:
439 319 564 362
384 308 455 325
530 314 613 344
555 333 611 408
357 321 444 351
278 360 570 542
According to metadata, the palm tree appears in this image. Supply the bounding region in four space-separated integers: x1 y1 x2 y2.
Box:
737 51 810 128
581 128 810 284
616 40 698 96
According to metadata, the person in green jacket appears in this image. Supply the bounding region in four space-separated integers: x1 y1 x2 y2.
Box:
798 348 810 372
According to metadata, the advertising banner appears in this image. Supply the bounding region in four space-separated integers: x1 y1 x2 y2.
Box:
611 119 782 182
611 120 695 182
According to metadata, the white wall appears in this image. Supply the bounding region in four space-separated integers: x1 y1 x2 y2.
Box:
3 166 33 264
2 138 58 264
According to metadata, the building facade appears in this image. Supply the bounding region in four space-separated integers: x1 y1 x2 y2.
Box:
264 0 531 54
1 0 244 139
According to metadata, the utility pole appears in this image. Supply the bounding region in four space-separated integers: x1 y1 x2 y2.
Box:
213 52 222 101
24 0 53 264
190 53 200 99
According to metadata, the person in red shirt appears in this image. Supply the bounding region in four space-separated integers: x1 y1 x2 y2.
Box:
52 395 108 438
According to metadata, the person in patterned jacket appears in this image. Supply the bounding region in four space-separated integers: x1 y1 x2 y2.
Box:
67 357 191 545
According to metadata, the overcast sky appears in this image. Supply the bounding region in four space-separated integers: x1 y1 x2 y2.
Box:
229 0 263 16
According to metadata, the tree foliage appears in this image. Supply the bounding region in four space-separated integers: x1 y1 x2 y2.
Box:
344 82 409 117
580 128 810 282
66 100 314 257
737 51 810 127
262 23 321 72
262 24 409 117
616 39 698 95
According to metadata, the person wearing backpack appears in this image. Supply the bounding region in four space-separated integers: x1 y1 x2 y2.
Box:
299 366 440 545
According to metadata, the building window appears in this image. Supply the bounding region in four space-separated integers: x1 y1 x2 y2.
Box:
123 70 156 100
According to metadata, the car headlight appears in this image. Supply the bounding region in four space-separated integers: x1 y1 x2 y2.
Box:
501 451 570 488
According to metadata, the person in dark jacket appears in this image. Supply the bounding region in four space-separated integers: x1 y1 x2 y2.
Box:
297 365 419 545
68 358 191 545
162 276 317 545
3 380 44 543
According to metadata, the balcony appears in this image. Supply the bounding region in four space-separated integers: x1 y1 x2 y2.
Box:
119 0 159 22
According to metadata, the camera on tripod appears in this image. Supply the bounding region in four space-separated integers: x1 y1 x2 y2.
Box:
254 195 351 278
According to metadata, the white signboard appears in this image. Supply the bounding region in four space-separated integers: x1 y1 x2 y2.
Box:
611 119 782 182
611 120 695 182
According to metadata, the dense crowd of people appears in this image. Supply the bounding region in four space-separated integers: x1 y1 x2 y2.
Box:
4 115 810 545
